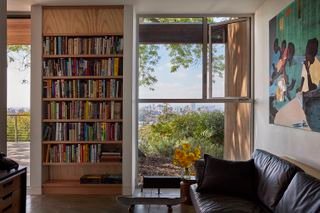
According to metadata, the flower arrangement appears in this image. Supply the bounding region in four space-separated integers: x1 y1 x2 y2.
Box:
173 142 201 178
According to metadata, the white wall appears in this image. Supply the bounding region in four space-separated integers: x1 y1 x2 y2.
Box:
30 5 43 195
8 0 265 14
254 0 320 170
123 4 137 195
0 0 7 153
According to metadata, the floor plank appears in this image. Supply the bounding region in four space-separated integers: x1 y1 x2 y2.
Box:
27 194 195 213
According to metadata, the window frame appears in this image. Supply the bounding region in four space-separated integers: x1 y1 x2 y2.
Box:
135 13 255 170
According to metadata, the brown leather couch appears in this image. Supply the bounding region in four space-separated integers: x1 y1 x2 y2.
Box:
190 149 320 213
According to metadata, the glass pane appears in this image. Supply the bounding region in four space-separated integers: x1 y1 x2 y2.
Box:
137 102 252 182
139 44 202 99
209 20 250 98
211 43 226 97
138 103 224 181
207 17 238 24
140 17 202 24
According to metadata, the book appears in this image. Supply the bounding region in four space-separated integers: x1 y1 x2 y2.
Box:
43 36 124 55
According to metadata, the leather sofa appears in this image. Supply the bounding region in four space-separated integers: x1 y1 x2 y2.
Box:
190 149 320 213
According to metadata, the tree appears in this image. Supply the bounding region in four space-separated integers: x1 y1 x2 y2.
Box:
139 111 224 158
139 17 226 90
7 45 31 84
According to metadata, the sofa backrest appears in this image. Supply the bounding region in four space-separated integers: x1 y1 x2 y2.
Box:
275 172 320 213
252 149 302 211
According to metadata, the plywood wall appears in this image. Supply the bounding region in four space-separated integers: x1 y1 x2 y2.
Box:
43 6 123 35
7 19 31 45
224 21 251 160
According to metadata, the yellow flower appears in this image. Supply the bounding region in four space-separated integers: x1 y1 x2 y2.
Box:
173 143 202 168
182 143 191 151
187 153 195 162
194 147 201 159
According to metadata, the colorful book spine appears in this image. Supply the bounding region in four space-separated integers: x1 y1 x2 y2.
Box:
43 122 122 141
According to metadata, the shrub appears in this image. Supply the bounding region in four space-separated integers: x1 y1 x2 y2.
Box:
139 111 224 158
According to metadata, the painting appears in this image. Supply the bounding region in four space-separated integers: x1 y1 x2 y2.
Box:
269 0 320 132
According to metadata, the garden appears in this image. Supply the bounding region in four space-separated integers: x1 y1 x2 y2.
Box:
138 110 224 179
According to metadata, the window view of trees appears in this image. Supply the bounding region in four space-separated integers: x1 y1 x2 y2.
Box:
138 103 224 178
137 17 230 179
139 17 225 91
7 45 31 142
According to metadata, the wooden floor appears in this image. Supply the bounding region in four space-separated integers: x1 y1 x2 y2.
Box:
26 194 196 213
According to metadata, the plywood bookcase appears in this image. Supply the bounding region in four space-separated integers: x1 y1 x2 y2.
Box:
41 6 124 195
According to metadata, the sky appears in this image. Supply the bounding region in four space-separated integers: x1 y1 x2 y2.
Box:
139 44 225 99
7 48 30 109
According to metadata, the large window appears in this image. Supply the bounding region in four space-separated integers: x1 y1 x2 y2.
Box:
137 16 252 180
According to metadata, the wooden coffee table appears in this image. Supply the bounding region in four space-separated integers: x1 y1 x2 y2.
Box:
117 188 184 213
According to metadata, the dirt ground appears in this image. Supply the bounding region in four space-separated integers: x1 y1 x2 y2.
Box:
138 156 181 183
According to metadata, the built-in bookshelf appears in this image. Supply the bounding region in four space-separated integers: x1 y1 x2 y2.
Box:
41 6 124 195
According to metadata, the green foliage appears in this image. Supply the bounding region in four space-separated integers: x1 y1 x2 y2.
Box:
7 113 30 142
139 44 160 90
139 18 225 90
139 111 224 159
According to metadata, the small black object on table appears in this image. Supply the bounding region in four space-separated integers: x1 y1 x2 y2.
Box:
141 176 181 193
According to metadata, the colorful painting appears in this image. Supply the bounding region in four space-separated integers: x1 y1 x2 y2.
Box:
269 0 320 132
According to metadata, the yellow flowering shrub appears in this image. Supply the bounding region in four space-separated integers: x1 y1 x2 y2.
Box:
173 142 201 169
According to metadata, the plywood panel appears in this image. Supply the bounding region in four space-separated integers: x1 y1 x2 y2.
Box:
48 164 122 180
7 19 31 45
43 6 123 35
43 180 121 195
224 20 251 160
224 103 251 160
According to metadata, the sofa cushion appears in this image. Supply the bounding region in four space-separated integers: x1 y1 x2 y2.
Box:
275 172 320 213
190 184 270 213
197 154 256 199
194 159 205 184
252 149 302 211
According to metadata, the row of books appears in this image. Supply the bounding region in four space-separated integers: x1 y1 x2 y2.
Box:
43 101 122 120
43 58 123 77
43 79 122 98
43 36 123 55
46 144 103 163
43 122 122 141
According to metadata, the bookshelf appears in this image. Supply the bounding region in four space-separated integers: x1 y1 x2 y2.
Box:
41 6 124 195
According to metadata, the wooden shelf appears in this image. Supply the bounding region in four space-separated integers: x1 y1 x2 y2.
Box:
43 76 123 80
42 141 122 144
41 6 124 195
43 33 123 37
42 97 123 101
42 180 122 195
43 54 123 58
42 119 122 123
43 162 121 166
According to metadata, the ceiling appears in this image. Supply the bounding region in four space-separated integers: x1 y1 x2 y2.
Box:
7 0 266 14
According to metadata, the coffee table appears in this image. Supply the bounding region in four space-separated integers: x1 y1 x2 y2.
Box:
117 188 184 213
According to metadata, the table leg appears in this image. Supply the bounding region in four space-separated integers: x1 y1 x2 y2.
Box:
167 205 172 213
128 205 135 213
